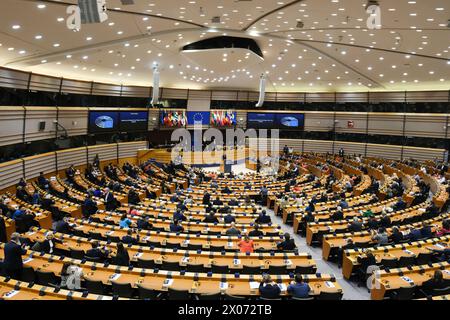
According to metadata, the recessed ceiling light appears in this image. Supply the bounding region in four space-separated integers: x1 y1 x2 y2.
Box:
12 25 21 30
35 35 43 40
37 4 46 9
57 17 64 22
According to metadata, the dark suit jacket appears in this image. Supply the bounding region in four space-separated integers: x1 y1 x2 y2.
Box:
255 215 271 224
259 283 281 299
4 241 27 271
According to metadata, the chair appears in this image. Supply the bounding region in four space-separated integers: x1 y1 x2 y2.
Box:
294 265 316 274
168 288 190 300
107 235 121 243
88 232 103 241
161 261 181 272
259 297 282 301
242 265 262 275
137 258 156 269
315 291 343 300
211 264 229 274
209 245 225 252
21 266 36 283
291 296 314 301
224 294 247 300
70 248 85 260
415 252 432 265
188 244 203 251
397 256 416 268
72 230 86 238
268 265 288 275
35 270 59 287
165 242 180 249
137 283 160 300
379 258 398 269
111 281 134 298
197 292 222 300
186 264 205 273
390 286 416 300
85 256 102 263
432 286 450 296
85 278 106 295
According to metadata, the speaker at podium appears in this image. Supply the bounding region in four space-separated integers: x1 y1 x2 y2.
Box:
221 154 232 174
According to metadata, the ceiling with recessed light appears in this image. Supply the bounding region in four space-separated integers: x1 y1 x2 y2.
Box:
0 0 449 92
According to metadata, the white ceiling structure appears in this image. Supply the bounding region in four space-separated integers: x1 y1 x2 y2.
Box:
0 0 449 93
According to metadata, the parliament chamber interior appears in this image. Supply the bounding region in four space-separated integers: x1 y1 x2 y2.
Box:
0 0 449 305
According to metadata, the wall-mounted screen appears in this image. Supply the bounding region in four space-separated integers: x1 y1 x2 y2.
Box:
247 112 276 129
187 111 210 126
210 110 236 127
119 111 148 132
160 110 187 127
89 111 119 133
275 113 305 130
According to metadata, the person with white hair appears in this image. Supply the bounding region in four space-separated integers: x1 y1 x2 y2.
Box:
3 232 27 279
225 222 241 236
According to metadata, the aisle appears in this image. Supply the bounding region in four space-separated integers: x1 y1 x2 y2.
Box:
265 207 371 300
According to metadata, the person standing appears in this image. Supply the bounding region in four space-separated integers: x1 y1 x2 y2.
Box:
3 233 27 280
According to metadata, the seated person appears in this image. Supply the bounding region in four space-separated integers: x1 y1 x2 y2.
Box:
225 222 241 236
203 212 219 224
121 229 140 245
287 274 311 299
420 221 433 239
238 235 254 254
39 231 63 254
223 211 236 224
85 241 110 261
330 208 344 221
173 209 187 222
136 217 152 230
407 227 423 241
436 220 450 236
371 227 389 245
119 214 133 228
259 274 281 299
348 217 363 232
228 198 239 207
212 197 223 206
390 227 404 244
277 233 297 251
55 217 74 234
255 210 271 224
248 224 264 237
379 214 392 228
422 270 449 295
169 219 184 233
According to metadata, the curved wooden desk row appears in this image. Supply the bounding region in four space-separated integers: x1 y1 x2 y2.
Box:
371 261 450 300
4 194 54 230
24 228 316 271
305 202 431 246
92 211 282 235
343 235 450 279
322 213 450 261
289 194 381 228
0 276 119 300
68 218 284 251
0 244 341 297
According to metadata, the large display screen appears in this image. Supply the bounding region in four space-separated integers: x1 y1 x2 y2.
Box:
187 111 210 126
247 112 276 129
89 111 119 133
160 110 187 127
247 112 305 130
210 110 237 127
119 111 148 132
275 113 305 129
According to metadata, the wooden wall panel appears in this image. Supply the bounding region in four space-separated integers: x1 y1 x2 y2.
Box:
404 114 447 138
0 160 23 190
367 113 404 136
24 153 56 180
304 111 335 132
24 107 57 142
57 107 88 137
0 107 25 146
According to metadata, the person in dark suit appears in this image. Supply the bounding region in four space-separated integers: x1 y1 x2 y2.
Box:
277 233 297 251
422 270 449 295
223 212 235 224
113 242 130 267
37 172 50 189
169 219 184 233
104 188 119 211
357 251 377 277
3 233 27 279
121 229 140 245
83 195 98 217
249 224 264 237
85 241 110 262
331 209 344 221
39 231 63 254
173 209 187 222
349 217 363 232
55 217 74 234
202 191 211 205
66 165 76 182
390 227 404 244
203 212 219 224
420 221 434 239
212 197 223 206
255 210 271 224
127 188 140 205
0 214 7 243
259 275 281 299
407 227 422 241
228 198 239 207
379 214 392 228
136 217 152 230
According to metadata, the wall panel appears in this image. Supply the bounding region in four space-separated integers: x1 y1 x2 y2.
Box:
0 160 23 190
24 107 57 142
404 114 447 138
24 153 56 180
367 113 404 136
56 147 87 170
304 111 335 132
57 107 88 137
0 106 24 146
